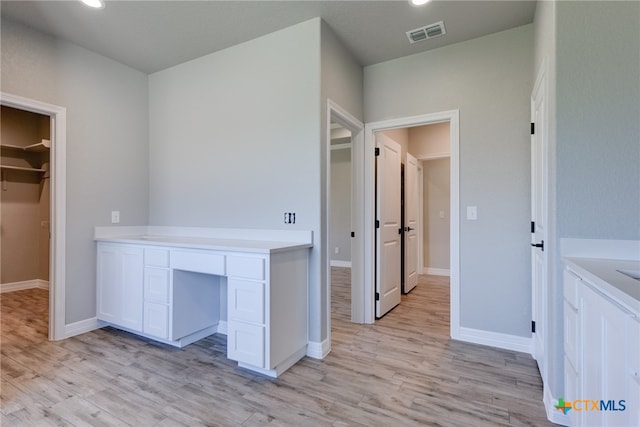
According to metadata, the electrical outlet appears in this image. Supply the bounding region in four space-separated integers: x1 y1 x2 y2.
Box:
283 212 296 224
335 247 340 254
111 210 120 224
466 206 477 221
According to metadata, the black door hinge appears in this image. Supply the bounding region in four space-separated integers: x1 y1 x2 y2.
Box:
375 220 380 229
531 321 536 333
375 147 380 156
350 231 355 238
375 292 380 301
531 122 535 135
531 221 535 233
398 228 402 235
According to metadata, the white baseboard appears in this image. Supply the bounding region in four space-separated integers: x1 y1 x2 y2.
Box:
1 279 49 293
217 320 228 335
422 267 450 276
64 317 103 338
456 327 532 354
544 383 570 426
306 338 330 359
330 260 352 268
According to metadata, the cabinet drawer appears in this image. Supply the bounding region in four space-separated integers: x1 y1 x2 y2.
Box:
228 279 265 324
227 321 265 368
563 269 581 309
171 250 225 275
227 256 265 280
144 268 170 304
564 301 579 370
144 302 169 340
145 248 169 268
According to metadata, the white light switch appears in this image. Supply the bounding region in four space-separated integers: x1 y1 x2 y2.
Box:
466 206 477 221
111 211 120 224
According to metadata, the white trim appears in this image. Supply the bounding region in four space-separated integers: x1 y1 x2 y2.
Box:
330 142 352 151
1 92 67 341
0 279 49 293
306 339 330 359
544 384 570 426
456 327 532 354
330 260 352 268
415 153 451 161
364 110 460 338
422 268 450 277
64 317 103 338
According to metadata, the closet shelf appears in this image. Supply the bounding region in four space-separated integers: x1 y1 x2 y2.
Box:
0 165 47 173
1 139 50 152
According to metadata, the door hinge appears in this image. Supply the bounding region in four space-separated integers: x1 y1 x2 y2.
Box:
531 321 536 333
531 122 535 135
398 228 402 235
531 221 535 233
375 147 380 156
350 231 355 238
375 220 380 229
375 292 380 301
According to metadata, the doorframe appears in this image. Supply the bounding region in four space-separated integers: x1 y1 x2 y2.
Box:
363 110 460 335
326 100 364 347
1 92 67 341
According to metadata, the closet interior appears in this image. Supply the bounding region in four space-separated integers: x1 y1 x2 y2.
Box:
1 106 51 292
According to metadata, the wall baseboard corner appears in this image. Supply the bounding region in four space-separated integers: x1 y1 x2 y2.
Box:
330 260 352 268
306 339 331 359
63 317 103 339
544 384 570 426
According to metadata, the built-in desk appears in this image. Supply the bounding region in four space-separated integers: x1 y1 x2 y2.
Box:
94 226 312 378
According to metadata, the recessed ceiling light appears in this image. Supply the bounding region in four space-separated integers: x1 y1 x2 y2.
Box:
409 0 430 6
80 0 105 9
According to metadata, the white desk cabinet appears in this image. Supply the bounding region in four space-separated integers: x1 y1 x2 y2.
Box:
563 265 640 427
96 232 311 378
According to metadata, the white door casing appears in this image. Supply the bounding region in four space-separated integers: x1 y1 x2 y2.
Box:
531 61 548 378
404 152 419 293
375 133 402 317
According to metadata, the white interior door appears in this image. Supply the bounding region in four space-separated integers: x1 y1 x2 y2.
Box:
404 152 418 293
531 67 548 377
375 133 401 318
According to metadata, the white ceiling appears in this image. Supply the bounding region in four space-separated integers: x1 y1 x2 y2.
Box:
1 0 537 74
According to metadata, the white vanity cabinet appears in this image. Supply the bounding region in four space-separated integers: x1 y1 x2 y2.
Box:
95 230 311 378
97 243 144 332
563 264 640 427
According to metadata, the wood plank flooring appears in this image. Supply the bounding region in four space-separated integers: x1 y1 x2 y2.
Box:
1 271 554 426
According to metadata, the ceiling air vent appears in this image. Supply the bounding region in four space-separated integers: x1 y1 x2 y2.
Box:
406 21 446 44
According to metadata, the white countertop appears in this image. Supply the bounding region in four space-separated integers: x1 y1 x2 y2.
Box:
95 235 312 254
94 226 313 254
564 257 640 316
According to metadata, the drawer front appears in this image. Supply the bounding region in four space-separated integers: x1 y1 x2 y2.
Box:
144 268 170 304
227 321 265 368
145 248 169 268
227 256 265 280
144 302 169 339
228 279 265 324
563 269 580 309
171 250 225 275
564 301 579 370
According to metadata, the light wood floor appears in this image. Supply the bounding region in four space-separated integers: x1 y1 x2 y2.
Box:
1 271 554 426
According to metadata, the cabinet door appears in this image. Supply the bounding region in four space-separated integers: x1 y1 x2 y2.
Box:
227 321 265 368
228 279 265 324
144 302 169 339
96 244 143 332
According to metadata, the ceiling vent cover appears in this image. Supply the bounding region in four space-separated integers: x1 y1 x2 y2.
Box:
406 21 446 44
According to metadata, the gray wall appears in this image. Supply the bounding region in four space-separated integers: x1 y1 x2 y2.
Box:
556 1 640 240
365 24 534 337
148 19 323 340
330 146 352 263
1 19 149 323
422 158 451 271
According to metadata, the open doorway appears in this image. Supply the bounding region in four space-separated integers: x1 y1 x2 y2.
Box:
1 92 67 340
